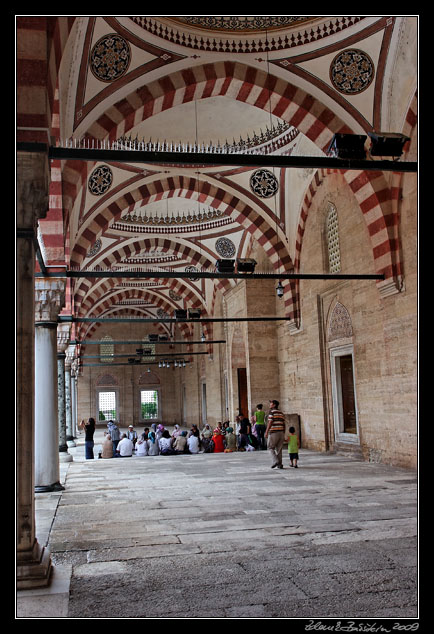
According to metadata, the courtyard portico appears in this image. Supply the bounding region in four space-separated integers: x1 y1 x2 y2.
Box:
16 16 418 615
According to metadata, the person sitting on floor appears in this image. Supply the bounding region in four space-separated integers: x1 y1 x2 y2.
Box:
147 430 159 456
172 424 182 439
101 433 113 459
201 424 214 453
159 429 174 455
135 434 148 456
212 426 225 453
173 431 188 454
224 427 237 452
116 433 134 457
187 431 200 454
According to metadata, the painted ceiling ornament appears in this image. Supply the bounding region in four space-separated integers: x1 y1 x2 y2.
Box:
90 33 131 82
86 238 102 258
329 48 375 95
88 165 113 196
250 168 279 198
180 16 311 31
185 266 199 281
169 290 183 301
215 237 236 258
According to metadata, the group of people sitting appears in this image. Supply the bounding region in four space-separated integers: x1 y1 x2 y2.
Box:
99 415 264 459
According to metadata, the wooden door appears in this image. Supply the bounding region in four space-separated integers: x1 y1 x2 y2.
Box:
237 368 248 418
339 355 357 434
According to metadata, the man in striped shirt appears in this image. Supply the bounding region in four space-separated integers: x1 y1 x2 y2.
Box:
265 399 286 469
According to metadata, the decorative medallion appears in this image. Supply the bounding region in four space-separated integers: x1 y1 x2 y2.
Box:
157 308 169 319
87 238 102 258
185 266 199 281
169 290 182 301
88 165 113 196
90 33 131 82
215 237 236 258
250 168 279 198
329 49 374 95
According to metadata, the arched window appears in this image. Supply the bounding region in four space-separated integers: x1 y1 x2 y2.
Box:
325 202 341 274
99 335 114 363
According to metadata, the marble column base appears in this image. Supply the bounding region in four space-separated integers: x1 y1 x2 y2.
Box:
35 481 65 493
59 451 73 463
17 540 52 590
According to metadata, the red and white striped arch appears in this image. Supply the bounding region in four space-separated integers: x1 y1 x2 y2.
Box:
71 174 296 314
84 61 351 151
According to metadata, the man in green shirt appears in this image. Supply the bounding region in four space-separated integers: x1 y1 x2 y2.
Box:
254 404 266 449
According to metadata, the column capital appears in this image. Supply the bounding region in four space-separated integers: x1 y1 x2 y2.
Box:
35 279 66 324
17 151 49 228
65 344 76 367
57 323 71 353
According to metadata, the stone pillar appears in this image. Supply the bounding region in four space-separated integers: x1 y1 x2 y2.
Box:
65 347 75 446
16 149 52 589
34 279 66 491
71 360 78 438
57 325 73 462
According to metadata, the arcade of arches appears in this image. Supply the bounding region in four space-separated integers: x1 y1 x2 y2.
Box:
16 16 418 589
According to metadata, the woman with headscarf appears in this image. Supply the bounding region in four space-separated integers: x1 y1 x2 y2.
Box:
156 424 165 443
201 423 214 453
147 430 159 456
224 427 237 452
172 424 182 439
212 426 225 453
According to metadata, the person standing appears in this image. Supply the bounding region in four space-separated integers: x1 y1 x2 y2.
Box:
264 400 286 469
80 418 96 460
254 404 267 449
287 426 300 468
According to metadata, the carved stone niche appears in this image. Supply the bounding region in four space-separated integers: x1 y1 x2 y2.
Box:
327 301 353 342
96 373 119 386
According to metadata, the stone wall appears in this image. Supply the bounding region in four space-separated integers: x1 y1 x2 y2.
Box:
276 171 417 469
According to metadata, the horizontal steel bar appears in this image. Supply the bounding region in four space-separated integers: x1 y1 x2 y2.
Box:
38 270 385 281
61 316 291 323
48 146 417 173
70 340 225 345
79 351 208 358
80 362 191 367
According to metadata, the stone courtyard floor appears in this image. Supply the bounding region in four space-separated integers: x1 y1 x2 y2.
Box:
16 429 419 620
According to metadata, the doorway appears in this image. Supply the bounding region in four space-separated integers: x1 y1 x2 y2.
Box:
330 346 359 444
237 367 248 419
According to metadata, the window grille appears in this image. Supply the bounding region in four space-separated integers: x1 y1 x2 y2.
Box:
140 389 158 420
100 335 114 363
98 391 117 421
325 202 341 273
142 338 155 361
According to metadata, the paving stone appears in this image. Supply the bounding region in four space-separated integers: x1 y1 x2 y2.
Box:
18 447 417 619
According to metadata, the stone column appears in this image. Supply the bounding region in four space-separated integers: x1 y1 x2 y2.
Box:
65 347 75 447
34 279 66 491
57 325 73 462
16 149 52 589
71 360 78 438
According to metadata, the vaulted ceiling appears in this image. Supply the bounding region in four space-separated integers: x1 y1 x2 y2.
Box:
32 16 417 347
